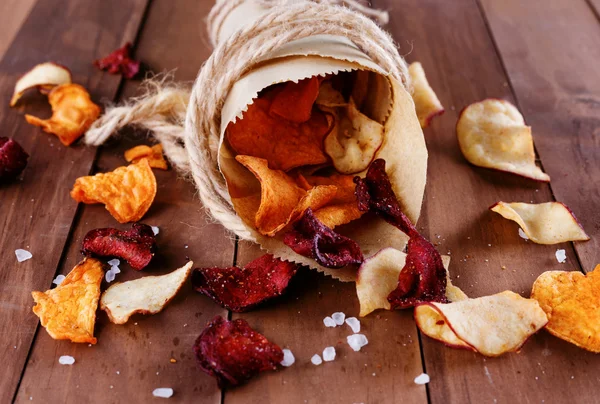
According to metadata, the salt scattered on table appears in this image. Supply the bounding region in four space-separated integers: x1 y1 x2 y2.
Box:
151 226 160 235
107 258 120 267
311 354 322 365
322 346 336 362
58 355 75 365
323 316 336 327
15 249 32 262
280 349 295 367
414 373 430 384
52 275 66 286
518 228 529 240
347 334 368 352
345 317 360 333
331 312 345 325
152 388 174 398
555 249 566 263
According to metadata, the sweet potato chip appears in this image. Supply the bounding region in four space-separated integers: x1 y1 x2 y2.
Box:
25 84 101 146
71 159 157 223
31 258 103 344
408 62 444 128
100 261 193 324
11 62 72 107
192 254 297 312
490 201 589 244
94 42 141 79
456 99 550 181
269 77 321 123
193 315 283 388
226 97 332 171
415 291 548 357
531 266 600 353
124 144 168 170
0 137 29 182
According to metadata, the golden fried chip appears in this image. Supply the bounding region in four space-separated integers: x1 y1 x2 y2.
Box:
11 62 72 107
456 99 550 181
408 62 444 128
124 144 168 170
303 174 364 228
101 261 193 324
415 291 548 357
25 84 101 146
70 158 157 223
531 266 600 353
31 258 103 344
490 201 589 244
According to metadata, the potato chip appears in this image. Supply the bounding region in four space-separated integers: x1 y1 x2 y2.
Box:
11 62 72 107
490 201 589 244
408 62 444 128
100 261 193 324
316 80 347 107
531 266 600 353
415 291 548 356
269 77 321 123
124 144 168 170
456 99 550 181
31 258 104 344
25 84 101 146
70 158 157 223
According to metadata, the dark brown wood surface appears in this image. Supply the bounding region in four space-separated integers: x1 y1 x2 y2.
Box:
1 0 598 403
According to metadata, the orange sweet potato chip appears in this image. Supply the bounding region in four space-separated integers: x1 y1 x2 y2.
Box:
71 159 157 223
25 83 101 146
269 77 321 123
31 258 104 344
124 144 168 170
408 62 444 128
531 266 600 353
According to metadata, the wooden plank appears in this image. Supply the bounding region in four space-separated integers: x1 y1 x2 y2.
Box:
478 0 600 273
374 0 600 403
588 0 600 17
0 1 148 402
14 1 232 403
0 0 37 60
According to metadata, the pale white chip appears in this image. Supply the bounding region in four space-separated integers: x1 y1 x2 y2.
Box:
518 228 529 240
331 312 345 325
58 355 75 365
107 259 120 267
311 354 323 365
11 62 72 106
280 349 295 367
408 62 444 128
323 316 336 328
52 274 66 286
414 373 430 385
345 317 361 333
556 249 567 263
100 261 193 324
151 226 160 236
152 388 174 398
347 334 369 352
15 249 32 262
322 346 336 362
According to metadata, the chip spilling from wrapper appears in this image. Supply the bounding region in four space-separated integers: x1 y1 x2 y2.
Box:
10 62 72 107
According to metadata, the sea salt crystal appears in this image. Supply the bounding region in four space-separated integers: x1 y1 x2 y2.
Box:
323 316 336 327
555 249 567 263
322 346 336 362
105 266 121 283
107 259 120 267
58 355 75 365
331 312 345 325
347 334 369 352
518 228 529 240
311 354 322 365
52 275 66 285
15 249 32 262
152 388 174 398
414 373 430 384
280 349 295 367
151 226 160 236
345 317 361 333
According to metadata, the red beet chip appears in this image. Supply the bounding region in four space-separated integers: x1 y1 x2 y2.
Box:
81 223 156 270
0 137 29 182
192 254 297 312
283 208 363 268
355 159 447 308
193 316 283 388
94 42 140 79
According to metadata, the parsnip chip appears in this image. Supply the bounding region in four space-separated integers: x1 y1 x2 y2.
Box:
531 266 600 353
456 99 550 181
356 248 463 317
11 62 72 107
31 258 103 344
70 159 157 223
303 174 364 228
100 261 193 324
415 291 548 357
25 84 101 146
490 201 589 244
408 62 444 128
124 144 168 170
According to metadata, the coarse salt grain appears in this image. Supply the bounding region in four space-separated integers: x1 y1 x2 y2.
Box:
414 373 430 384
345 317 361 333
322 346 336 362
105 266 121 283
280 349 295 367
323 316 336 327
151 226 160 236
107 258 120 267
347 334 368 352
331 312 345 325
15 249 32 262
52 274 66 285
311 354 322 365
556 249 566 263
58 355 75 365
152 388 174 398
518 228 529 240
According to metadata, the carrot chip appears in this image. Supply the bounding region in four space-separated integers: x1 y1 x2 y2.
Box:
70 159 157 223
269 76 321 123
124 144 168 170
11 62 72 107
490 201 589 244
408 62 444 128
31 258 104 344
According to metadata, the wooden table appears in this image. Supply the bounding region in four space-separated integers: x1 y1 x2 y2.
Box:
1 0 599 403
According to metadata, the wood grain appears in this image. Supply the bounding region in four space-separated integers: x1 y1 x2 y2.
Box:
0 0 148 402
0 0 37 60
14 1 231 403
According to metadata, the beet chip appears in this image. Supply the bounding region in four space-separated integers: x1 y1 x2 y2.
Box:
283 208 363 268
355 159 447 308
81 223 156 270
0 137 28 182
193 316 283 388
94 43 140 79
192 254 297 312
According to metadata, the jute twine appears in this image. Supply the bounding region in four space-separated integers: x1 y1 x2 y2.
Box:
85 0 409 240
